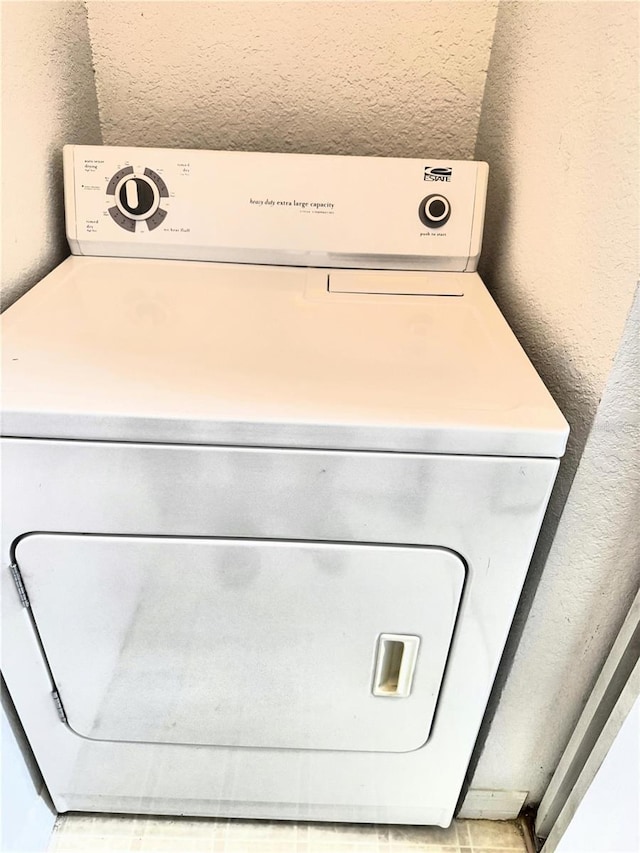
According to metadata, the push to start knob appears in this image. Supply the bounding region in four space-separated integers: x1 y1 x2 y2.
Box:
419 194 451 229
118 176 157 217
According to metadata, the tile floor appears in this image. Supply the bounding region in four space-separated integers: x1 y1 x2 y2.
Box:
49 814 529 853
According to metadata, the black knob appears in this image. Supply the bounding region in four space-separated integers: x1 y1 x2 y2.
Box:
118 177 156 217
419 194 451 229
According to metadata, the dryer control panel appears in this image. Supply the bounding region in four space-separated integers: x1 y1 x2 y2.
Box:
64 146 488 271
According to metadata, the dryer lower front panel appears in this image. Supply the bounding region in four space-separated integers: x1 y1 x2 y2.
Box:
2 438 560 825
17 534 464 753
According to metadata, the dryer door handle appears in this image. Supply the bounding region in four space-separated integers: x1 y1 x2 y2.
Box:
372 634 420 698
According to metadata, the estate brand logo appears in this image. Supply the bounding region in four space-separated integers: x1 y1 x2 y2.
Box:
424 166 452 182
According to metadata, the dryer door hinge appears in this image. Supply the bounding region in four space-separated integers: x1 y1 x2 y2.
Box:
9 562 30 608
51 690 68 724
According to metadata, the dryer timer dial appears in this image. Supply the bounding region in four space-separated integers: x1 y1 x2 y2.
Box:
107 167 169 232
118 177 156 217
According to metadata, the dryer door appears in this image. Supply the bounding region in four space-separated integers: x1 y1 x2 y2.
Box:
15 534 464 753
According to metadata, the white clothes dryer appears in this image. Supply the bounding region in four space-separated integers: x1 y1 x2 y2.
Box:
1 146 568 826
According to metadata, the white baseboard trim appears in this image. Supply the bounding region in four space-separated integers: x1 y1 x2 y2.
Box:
458 789 528 820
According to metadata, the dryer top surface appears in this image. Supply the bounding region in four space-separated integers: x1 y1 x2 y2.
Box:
1 257 568 457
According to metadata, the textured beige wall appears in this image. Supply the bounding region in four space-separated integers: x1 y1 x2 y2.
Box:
1 5 99 834
1 1 102 309
470 1 639 805
86 1 497 158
